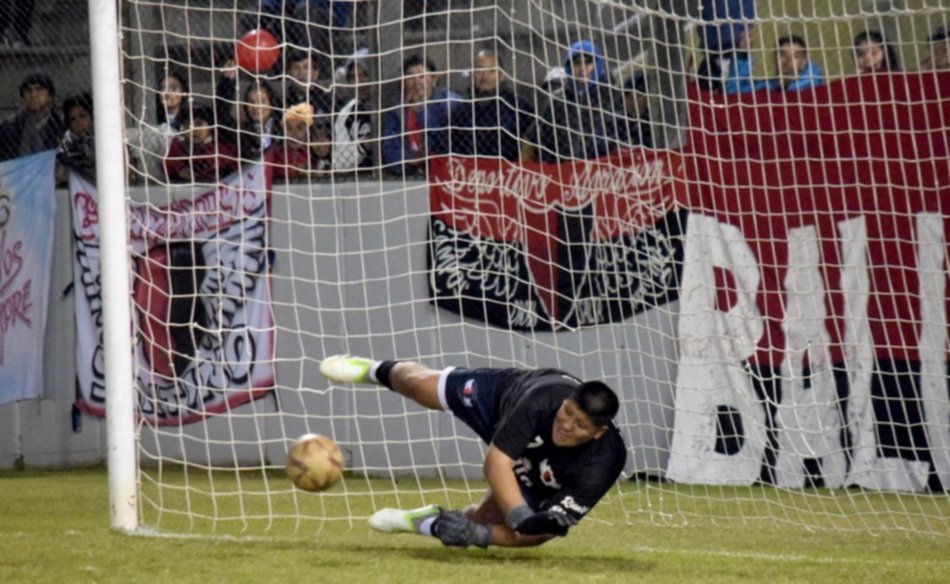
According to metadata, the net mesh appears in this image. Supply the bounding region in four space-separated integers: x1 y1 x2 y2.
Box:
71 0 950 536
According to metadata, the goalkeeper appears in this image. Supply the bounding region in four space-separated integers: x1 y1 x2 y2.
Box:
320 355 628 548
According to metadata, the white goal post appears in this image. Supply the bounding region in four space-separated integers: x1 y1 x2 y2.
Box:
88 0 950 537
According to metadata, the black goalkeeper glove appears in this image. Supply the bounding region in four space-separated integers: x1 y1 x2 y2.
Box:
432 510 492 548
506 505 576 537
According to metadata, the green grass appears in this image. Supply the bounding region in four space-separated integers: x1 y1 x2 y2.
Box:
2 467 949 583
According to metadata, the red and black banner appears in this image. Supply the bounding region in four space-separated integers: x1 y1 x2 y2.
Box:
428 151 687 331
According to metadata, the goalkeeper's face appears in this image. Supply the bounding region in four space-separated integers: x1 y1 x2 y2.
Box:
552 399 607 447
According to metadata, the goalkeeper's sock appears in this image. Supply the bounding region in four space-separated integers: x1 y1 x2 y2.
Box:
370 360 400 391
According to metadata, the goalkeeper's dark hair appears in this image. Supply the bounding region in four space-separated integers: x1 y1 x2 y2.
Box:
570 381 619 427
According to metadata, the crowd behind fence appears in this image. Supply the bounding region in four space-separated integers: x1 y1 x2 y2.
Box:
0 4 947 188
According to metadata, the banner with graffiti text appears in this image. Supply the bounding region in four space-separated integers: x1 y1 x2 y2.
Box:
428 150 686 331
0 151 56 405
71 165 275 425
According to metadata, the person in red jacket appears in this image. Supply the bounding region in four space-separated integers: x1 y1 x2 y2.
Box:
164 103 237 183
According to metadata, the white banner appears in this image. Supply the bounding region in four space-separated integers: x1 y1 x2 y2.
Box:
71 165 275 425
0 151 56 405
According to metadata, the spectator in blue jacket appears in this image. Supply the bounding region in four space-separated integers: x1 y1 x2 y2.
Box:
695 0 768 95
696 23 769 95
771 35 825 92
382 54 460 177
533 39 626 162
450 48 533 161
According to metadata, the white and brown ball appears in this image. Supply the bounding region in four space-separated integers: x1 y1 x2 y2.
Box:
285 433 344 492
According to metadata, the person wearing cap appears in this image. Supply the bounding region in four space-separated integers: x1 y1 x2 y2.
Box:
450 47 533 162
164 103 237 183
0 72 67 161
331 57 374 171
622 71 653 149
695 0 767 95
533 39 626 162
920 26 950 71
319 354 628 549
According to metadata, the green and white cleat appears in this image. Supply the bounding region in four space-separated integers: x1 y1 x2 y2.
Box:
320 355 373 384
368 504 442 534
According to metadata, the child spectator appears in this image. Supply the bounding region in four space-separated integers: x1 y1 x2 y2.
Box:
381 54 460 177
157 71 189 133
332 58 374 171
0 72 66 161
533 40 626 162
57 92 96 182
273 102 330 182
771 35 825 92
238 81 281 161
622 71 653 148
854 30 900 74
450 47 533 161
164 104 237 183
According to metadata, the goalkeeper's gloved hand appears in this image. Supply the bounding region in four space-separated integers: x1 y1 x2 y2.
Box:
432 510 492 548
505 505 576 537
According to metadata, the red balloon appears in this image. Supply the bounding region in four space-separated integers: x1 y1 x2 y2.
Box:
235 29 281 73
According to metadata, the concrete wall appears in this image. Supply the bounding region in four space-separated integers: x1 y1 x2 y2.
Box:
0 179 679 479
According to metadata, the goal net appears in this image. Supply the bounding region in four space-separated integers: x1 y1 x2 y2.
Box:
90 0 950 536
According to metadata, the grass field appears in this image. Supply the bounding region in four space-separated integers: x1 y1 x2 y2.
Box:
2 467 949 583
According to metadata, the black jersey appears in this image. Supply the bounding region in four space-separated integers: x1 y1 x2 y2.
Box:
490 369 628 523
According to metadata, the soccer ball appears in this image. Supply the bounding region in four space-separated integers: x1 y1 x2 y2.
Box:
235 29 281 73
285 434 344 492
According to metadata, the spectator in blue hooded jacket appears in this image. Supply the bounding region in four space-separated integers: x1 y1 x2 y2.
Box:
382 54 460 177
770 35 825 92
533 40 626 162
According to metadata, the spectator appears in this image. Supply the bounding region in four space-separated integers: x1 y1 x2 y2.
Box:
157 71 189 133
540 66 568 94
771 35 825 92
164 104 237 183
331 58 374 171
533 39 626 162
450 48 533 161
920 26 950 71
854 30 900 74
622 71 653 148
0 0 34 48
381 54 460 177
284 49 334 115
238 81 281 160
272 102 330 181
0 72 66 161
57 92 96 182
696 24 768 95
